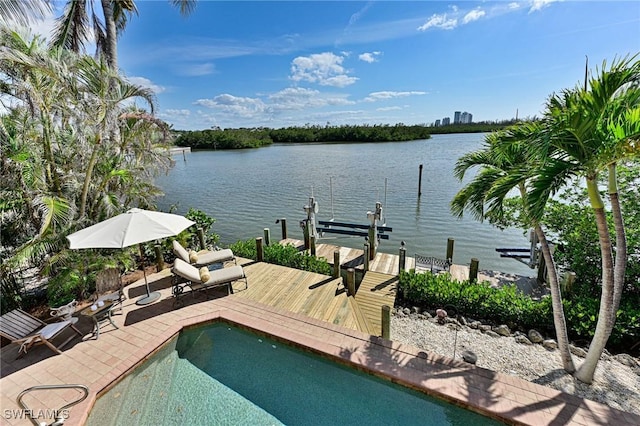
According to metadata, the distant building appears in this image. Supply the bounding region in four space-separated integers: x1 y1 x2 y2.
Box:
460 111 473 124
442 117 450 125
434 119 441 127
453 111 461 124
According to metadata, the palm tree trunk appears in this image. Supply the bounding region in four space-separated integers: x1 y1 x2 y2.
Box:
535 225 575 373
575 177 615 384
607 163 626 329
78 135 101 220
100 0 118 69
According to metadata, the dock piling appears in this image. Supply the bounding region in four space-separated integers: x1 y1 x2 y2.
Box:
418 164 423 197
469 258 479 282
197 227 206 250
263 228 271 246
399 245 406 272
347 268 356 296
333 251 340 278
381 305 391 339
256 237 264 262
446 238 455 264
363 243 370 271
310 236 316 256
277 218 287 240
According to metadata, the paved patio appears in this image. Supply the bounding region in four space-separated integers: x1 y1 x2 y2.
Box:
1 262 638 426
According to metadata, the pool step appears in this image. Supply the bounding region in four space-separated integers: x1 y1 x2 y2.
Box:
87 347 283 425
162 356 283 425
86 343 180 426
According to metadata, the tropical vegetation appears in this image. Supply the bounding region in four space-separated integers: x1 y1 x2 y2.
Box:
173 121 519 150
449 55 640 383
0 29 173 312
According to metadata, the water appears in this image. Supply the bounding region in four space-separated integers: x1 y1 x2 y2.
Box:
175 323 504 425
156 133 533 275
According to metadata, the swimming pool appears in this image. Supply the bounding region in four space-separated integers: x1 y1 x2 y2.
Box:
87 322 504 425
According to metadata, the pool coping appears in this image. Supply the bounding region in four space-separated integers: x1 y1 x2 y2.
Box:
62 296 638 426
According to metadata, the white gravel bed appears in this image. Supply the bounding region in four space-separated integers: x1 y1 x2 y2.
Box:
391 314 640 416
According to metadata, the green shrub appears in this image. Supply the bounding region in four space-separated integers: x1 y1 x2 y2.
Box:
229 240 331 275
47 268 87 307
398 270 553 332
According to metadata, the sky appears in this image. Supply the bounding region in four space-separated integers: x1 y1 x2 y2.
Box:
20 1 640 130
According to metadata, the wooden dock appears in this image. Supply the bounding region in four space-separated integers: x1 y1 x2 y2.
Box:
280 238 415 275
230 257 396 336
230 239 539 337
232 259 361 331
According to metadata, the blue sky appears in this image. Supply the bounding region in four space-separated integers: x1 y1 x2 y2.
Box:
30 1 640 130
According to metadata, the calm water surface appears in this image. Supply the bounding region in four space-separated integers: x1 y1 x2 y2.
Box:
156 133 533 275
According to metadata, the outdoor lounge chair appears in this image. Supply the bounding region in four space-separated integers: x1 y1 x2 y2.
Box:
0 309 82 357
171 258 247 305
173 240 236 268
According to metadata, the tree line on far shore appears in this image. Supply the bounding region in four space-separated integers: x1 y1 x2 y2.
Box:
173 121 518 150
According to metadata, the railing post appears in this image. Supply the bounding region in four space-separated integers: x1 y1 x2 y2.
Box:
256 237 264 262
347 268 356 296
469 258 479 282
280 218 287 240
154 244 165 271
398 246 406 272
310 235 316 256
381 305 391 339
363 243 370 271
446 238 455 264
197 227 206 250
333 250 340 278
263 228 271 246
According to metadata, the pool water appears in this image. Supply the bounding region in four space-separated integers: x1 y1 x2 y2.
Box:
88 323 504 425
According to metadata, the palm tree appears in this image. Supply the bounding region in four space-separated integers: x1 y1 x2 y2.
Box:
533 55 640 383
51 0 197 69
451 123 576 373
0 0 50 27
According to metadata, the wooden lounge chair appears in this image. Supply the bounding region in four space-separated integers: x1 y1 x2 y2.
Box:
0 309 82 357
172 240 236 268
171 258 247 305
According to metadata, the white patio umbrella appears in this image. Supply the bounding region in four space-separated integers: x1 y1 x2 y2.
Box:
67 208 195 305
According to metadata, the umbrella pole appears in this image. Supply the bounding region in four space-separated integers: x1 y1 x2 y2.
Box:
135 258 161 305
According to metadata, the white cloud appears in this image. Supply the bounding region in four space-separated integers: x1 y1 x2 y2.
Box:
529 0 561 13
289 52 358 87
376 106 403 112
463 9 486 24
364 91 426 102
194 94 268 117
418 13 458 31
268 87 354 111
127 76 166 94
359 51 382 63
180 63 216 76
508 2 521 9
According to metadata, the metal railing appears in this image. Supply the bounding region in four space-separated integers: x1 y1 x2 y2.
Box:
17 384 89 426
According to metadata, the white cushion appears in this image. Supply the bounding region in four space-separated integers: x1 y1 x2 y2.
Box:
39 321 71 339
172 240 190 263
194 249 234 266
